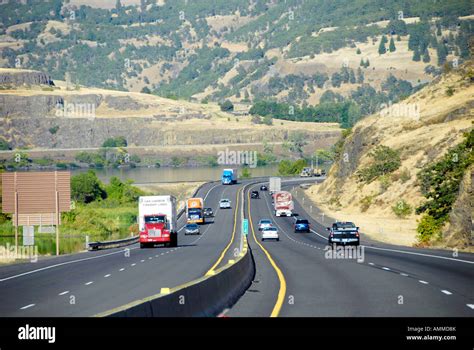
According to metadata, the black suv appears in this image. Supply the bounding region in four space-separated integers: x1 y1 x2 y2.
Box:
260 185 268 191
251 190 259 199
203 208 213 217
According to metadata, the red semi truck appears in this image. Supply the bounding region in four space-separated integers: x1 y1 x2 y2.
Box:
138 195 178 248
273 191 294 217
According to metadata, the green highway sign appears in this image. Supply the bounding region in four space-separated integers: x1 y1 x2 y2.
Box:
242 219 249 235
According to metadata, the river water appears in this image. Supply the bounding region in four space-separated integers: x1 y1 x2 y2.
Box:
71 165 281 184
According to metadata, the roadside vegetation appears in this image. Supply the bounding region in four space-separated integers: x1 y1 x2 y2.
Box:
415 129 473 244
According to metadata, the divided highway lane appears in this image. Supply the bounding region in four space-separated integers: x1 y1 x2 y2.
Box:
228 180 474 317
0 181 243 316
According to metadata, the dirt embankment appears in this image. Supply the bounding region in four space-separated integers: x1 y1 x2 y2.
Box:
304 62 474 250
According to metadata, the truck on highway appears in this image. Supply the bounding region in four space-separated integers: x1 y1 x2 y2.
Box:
221 168 238 185
300 167 314 177
269 177 281 194
186 197 205 224
138 195 178 248
273 191 294 217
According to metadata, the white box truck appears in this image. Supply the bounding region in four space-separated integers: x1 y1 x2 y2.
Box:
138 195 177 248
269 177 281 194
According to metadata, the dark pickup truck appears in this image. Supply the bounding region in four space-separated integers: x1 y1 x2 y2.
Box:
327 222 360 246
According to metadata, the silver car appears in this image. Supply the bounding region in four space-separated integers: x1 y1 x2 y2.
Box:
185 223 200 235
219 199 231 209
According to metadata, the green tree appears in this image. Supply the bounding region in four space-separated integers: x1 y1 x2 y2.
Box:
71 170 106 203
378 35 387 54
219 99 234 111
357 145 401 183
389 37 396 52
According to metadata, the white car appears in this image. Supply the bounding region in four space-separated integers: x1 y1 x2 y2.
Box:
262 227 279 241
219 199 231 209
258 219 272 231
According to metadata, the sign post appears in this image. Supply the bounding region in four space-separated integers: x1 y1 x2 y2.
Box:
2 171 71 256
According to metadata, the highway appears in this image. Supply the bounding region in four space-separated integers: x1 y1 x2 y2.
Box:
0 181 245 317
0 177 473 317
227 179 474 317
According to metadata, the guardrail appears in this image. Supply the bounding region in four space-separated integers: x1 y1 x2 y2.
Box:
88 235 139 251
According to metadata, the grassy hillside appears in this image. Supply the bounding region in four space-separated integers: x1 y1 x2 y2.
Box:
304 61 473 250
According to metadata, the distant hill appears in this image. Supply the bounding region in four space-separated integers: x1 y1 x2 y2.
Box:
0 0 472 117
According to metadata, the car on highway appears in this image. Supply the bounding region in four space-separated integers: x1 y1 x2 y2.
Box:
260 185 268 191
258 219 272 231
219 198 231 209
184 223 200 235
294 218 310 233
203 207 213 217
327 221 360 246
251 190 260 199
262 227 279 241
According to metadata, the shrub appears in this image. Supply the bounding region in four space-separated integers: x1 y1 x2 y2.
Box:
49 126 59 134
357 145 401 183
219 100 234 111
416 214 442 243
445 86 455 96
379 174 392 193
392 199 412 218
360 195 374 212
0 139 11 150
241 167 252 179
278 159 307 176
102 136 127 148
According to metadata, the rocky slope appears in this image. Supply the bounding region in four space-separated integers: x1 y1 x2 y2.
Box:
0 69 340 150
305 62 473 249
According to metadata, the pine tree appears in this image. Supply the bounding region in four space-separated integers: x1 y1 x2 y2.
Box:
413 47 421 61
389 37 396 52
396 35 401 41
437 42 448 65
378 36 387 55
357 67 364 83
356 48 361 54
422 48 430 63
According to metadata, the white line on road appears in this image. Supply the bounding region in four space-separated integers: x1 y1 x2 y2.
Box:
382 267 391 271
141 259 145 262
368 262 375 266
119 268 125 271
441 290 452 295
85 281 93 285
419 280 429 284
20 304 35 310
58 291 69 296
0 247 139 283
467 304 474 310
104 274 111 278
131 263 136 266
400 273 409 277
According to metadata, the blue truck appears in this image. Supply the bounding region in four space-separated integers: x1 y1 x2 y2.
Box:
221 168 237 185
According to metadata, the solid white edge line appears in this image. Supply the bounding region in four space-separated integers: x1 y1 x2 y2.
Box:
309 228 474 265
0 247 138 283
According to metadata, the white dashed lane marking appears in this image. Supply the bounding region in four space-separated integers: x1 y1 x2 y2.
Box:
419 280 429 285
441 290 452 295
20 304 35 310
85 281 93 286
104 274 111 278
58 291 69 296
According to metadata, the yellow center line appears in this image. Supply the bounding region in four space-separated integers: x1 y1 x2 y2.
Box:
205 186 242 275
247 186 287 317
